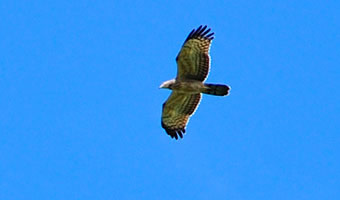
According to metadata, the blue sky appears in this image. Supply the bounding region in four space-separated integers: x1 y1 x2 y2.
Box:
1 1 339 199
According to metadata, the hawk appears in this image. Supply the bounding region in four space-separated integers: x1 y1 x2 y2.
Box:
160 25 230 139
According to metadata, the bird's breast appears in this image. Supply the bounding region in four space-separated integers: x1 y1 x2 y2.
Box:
172 80 205 94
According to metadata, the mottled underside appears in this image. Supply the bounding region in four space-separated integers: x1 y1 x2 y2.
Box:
161 25 214 139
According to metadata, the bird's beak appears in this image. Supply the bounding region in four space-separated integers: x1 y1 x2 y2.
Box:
159 83 165 89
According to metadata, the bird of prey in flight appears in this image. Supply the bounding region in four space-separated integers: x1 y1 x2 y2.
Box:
160 25 230 139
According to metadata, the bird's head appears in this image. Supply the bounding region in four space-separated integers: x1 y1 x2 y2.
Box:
159 79 176 90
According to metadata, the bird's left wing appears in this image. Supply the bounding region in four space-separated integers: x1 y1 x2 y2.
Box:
161 92 201 139
176 25 214 82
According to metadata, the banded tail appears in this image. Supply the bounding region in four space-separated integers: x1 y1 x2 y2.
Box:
203 83 230 96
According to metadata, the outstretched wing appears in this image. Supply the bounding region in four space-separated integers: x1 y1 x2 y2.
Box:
176 25 214 82
161 92 201 139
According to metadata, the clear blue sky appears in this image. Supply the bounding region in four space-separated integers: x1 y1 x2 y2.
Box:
1 1 339 199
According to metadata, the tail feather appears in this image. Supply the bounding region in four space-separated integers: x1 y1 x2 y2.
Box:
203 83 230 96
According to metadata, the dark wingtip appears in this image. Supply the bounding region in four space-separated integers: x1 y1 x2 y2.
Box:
161 122 186 140
183 25 214 44
167 129 185 140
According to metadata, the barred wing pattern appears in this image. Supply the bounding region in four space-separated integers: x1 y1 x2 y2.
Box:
161 92 201 139
176 25 214 82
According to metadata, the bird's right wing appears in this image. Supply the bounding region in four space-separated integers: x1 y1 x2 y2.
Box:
161 92 201 139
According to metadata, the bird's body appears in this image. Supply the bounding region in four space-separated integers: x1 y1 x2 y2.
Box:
160 25 230 139
162 79 206 94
